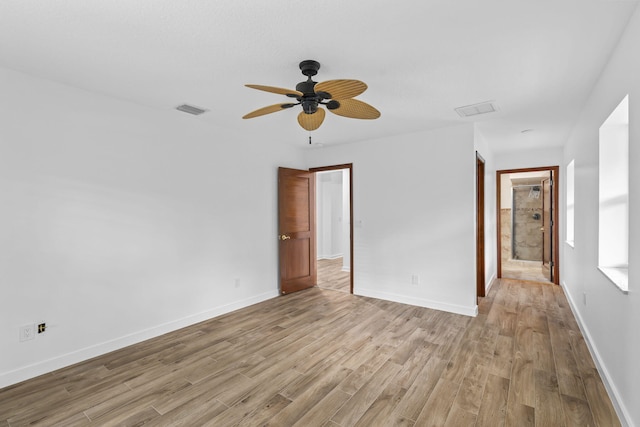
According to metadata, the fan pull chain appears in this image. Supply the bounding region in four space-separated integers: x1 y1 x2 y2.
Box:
309 135 312 145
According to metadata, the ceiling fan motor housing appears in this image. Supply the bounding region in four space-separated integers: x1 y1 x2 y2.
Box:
297 62 322 114
296 79 321 114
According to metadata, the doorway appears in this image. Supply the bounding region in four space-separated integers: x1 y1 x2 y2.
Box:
311 164 353 294
496 166 559 284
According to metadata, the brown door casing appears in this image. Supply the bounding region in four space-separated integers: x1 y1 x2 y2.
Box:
476 152 486 298
278 167 317 294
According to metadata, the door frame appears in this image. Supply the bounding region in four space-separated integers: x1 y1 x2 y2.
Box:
496 165 560 285
309 163 354 294
476 152 486 298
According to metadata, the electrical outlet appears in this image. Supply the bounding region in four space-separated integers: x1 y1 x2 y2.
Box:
19 324 35 342
583 292 587 306
234 278 241 288
411 274 420 286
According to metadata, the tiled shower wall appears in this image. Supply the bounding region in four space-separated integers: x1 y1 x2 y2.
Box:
512 186 543 261
500 209 511 261
501 187 544 262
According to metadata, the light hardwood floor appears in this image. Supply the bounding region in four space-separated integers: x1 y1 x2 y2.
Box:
317 258 350 293
0 279 619 426
501 259 551 283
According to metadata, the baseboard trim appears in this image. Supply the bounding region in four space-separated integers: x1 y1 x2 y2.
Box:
485 273 497 294
355 288 478 317
317 254 343 260
560 280 632 427
0 290 279 389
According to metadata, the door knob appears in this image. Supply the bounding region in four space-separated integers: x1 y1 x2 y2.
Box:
279 234 291 240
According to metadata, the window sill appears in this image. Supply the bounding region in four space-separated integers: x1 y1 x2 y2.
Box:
598 267 629 294
565 240 575 248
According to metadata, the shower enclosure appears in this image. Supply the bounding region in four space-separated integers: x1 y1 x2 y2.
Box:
511 184 543 261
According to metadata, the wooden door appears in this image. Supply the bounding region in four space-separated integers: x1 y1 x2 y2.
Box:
541 175 553 282
278 167 317 294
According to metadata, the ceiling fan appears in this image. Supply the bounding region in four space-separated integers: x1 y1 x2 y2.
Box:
242 60 381 131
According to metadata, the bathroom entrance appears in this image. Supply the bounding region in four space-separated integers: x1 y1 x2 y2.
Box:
497 166 559 284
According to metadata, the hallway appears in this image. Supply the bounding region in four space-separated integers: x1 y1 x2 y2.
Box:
501 259 551 283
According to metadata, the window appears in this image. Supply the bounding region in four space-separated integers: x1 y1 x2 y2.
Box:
598 95 629 293
566 159 575 247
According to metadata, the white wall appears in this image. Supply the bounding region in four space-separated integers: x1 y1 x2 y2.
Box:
316 170 344 260
306 125 478 316
0 66 304 387
494 146 563 172
341 169 351 272
474 129 497 291
562 5 640 426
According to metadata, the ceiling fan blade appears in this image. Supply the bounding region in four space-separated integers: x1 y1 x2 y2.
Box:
314 79 367 100
327 99 381 120
245 84 303 98
297 108 325 131
243 103 296 119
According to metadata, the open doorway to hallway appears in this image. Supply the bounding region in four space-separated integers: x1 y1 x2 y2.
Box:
313 166 352 293
497 166 559 284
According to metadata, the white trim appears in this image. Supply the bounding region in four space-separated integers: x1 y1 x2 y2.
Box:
0 290 278 389
317 254 343 260
597 266 629 294
485 273 497 294
560 280 632 427
355 288 478 317
341 267 351 273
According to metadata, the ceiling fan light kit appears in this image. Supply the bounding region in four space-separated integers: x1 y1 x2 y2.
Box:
243 60 380 131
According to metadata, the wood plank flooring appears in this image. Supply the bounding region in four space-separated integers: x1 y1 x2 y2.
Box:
501 259 551 283
317 258 350 293
0 278 620 426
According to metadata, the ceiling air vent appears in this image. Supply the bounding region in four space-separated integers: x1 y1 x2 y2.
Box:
176 104 208 115
455 101 499 118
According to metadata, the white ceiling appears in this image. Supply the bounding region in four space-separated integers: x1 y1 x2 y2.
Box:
0 1 637 153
